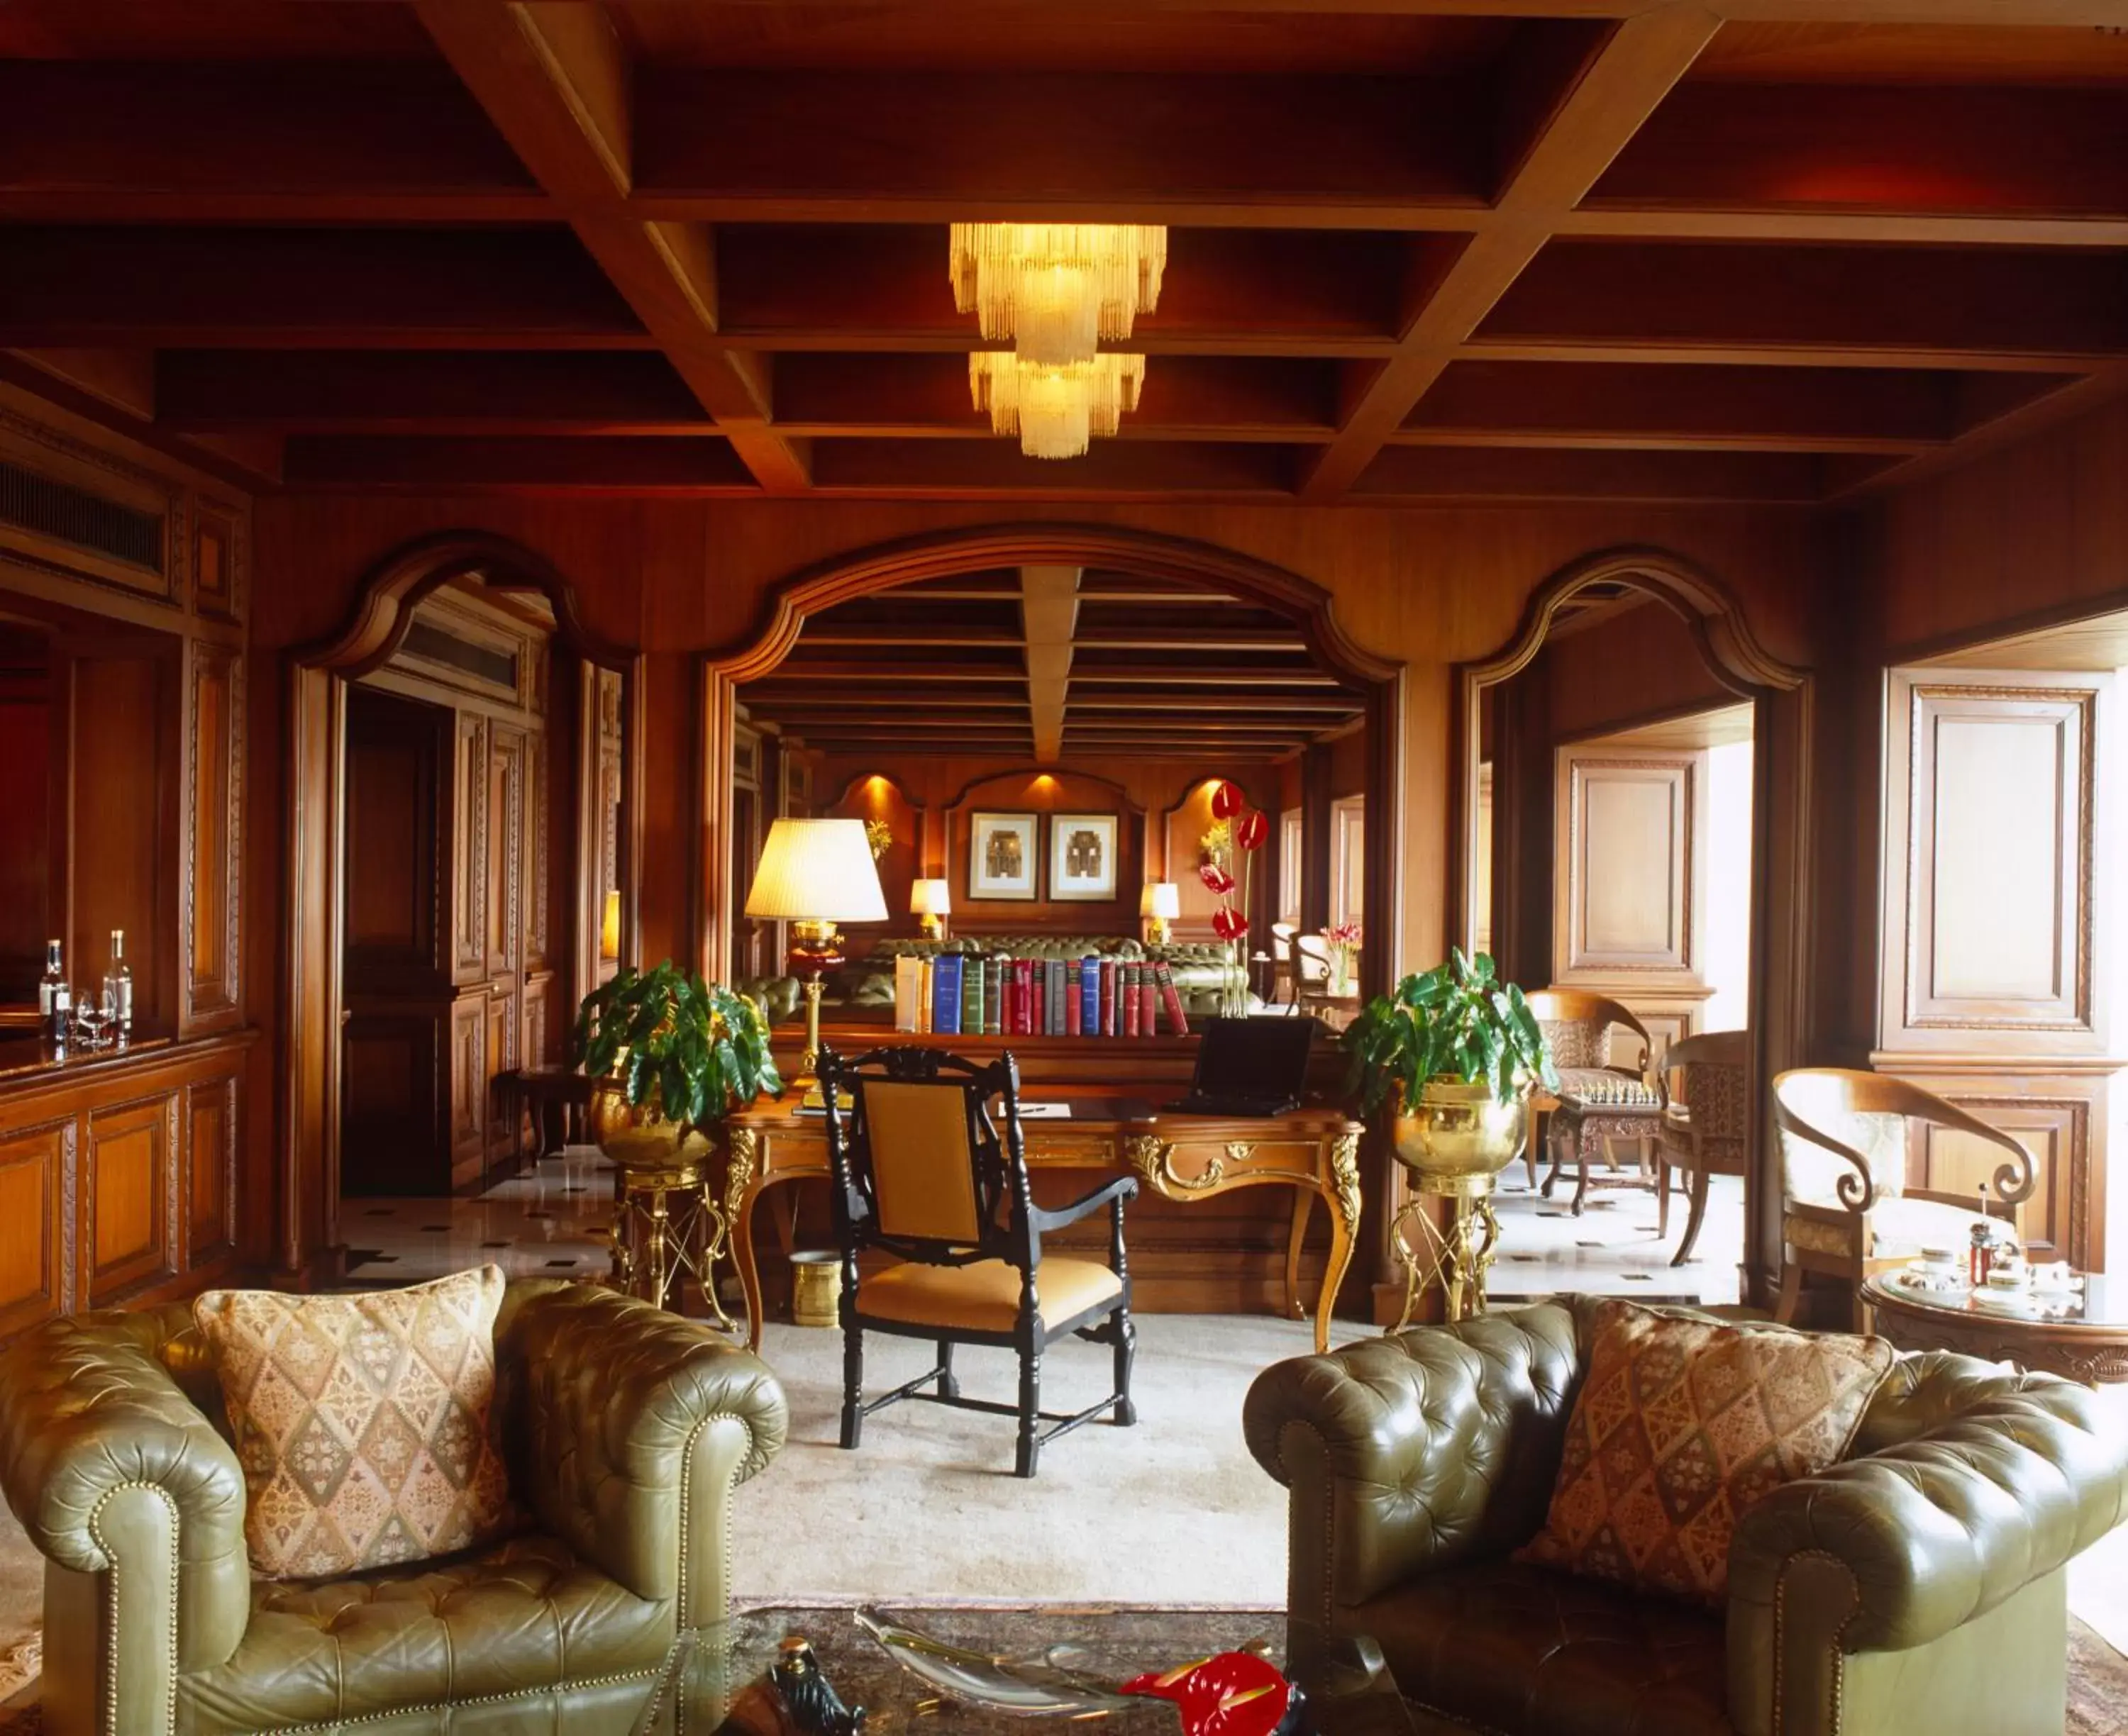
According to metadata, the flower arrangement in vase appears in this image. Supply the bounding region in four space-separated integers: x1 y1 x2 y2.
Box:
1324 919 1362 996
1198 781 1267 1017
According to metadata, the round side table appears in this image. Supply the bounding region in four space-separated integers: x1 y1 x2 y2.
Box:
1861 1272 2127 1386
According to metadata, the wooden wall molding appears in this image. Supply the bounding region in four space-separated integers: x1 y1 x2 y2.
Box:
1451 543 1814 1306
280 529 638 1279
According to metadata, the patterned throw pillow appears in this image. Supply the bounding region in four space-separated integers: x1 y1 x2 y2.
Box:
1516 1299 1893 1605
192 1266 515 1579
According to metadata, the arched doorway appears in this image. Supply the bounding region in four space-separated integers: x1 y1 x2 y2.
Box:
280 531 641 1275
1451 545 1814 1306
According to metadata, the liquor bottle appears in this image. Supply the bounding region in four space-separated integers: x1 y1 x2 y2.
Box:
41 940 72 1046
104 929 133 1041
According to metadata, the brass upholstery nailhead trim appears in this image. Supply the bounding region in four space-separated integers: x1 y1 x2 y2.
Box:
1771 1548 1858 1736
86 1481 182 1736
231 1665 665 1733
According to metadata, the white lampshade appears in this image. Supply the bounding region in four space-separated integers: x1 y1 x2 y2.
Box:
744 818 889 922
909 877 951 917
1140 881 1180 920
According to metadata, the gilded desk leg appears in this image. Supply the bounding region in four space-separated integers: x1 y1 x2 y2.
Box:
1317 1133 1362 1354
1284 1189 1312 1323
724 1128 765 1352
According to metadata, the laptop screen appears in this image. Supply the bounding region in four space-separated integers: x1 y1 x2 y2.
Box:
1190 1016 1315 1101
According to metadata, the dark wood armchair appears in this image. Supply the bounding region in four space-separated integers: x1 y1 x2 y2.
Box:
819 1044 1138 1478
1654 1028 1750 1266
1524 989 1661 1212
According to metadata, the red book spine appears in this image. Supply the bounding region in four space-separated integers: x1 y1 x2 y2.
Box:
1124 964 1142 1037
1155 960 1192 1037
1066 962 1083 1035
1016 959 1035 1035
1098 961 1115 1035
1140 974 1158 1035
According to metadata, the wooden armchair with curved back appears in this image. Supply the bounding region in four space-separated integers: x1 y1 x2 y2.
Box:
1654 1028 1750 1267
1771 1067 2036 1330
1524 989 1661 1211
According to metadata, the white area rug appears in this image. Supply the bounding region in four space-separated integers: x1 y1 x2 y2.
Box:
729 1313 1363 1607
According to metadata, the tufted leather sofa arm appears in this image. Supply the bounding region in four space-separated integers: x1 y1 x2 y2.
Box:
0 1303 251 1674
497 1283 788 1615
1727 1355 2128 1735
1243 1304 1583 1623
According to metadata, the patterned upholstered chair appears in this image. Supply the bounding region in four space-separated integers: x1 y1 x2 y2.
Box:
1525 989 1661 1212
1771 1067 2035 1329
1656 1028 1751 1267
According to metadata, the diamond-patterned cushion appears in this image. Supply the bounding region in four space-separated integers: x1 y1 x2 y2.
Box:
193 1267 516 1579
1515 1299 1893 1606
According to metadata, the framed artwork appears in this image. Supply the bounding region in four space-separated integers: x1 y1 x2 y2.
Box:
1048 812 1119 901
968 811 1039 900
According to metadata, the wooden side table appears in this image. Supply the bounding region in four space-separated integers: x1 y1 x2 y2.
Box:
1861 1273 2127 1386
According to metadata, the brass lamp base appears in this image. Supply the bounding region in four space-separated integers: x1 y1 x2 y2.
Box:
797 972 826 1084
1147 917 1173 946
785 920 842 1087
916 913 945 940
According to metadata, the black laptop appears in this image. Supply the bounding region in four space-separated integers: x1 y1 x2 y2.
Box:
1166 1016 1315 1118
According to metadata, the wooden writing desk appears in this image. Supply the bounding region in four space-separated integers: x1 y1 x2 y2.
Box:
719 1091 1362 1352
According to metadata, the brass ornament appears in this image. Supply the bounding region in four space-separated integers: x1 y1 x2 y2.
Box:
1329 1132 1362 1237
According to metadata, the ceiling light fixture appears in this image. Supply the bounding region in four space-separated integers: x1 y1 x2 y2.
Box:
969 352 1145 460
949 223 1166 366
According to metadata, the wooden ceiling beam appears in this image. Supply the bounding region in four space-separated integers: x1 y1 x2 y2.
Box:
282 435 758 491
1019 564 1080 765
414 1 806 491
1302 4 1720 501
1351 444 1835 502
805 438 1296 498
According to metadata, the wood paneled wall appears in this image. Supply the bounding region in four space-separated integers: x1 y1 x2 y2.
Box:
0 384 252 1334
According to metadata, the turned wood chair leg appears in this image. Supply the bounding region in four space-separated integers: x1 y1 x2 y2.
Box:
1112 1310 1136 1426
1671 1167 1714 1267
1570 1129 1591 1216
936 1340 958 1401
1657 1155 1671 1239
1015 1345 1044 1479
839 1318 865 1450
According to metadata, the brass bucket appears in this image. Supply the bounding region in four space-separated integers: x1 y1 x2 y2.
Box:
789 1250 841 1328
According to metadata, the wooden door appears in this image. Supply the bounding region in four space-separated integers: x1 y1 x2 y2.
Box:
1876 667 2115 1268
340 688 452 1195
484 725 526 1161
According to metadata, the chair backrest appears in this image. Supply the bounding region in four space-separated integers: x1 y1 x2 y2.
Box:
819 1045 1031 1269
1660 1028 1751 1135
1294 933 1331 985
1770 1066 2032 1218
1523 988 1653 1074
1271 922 1296 965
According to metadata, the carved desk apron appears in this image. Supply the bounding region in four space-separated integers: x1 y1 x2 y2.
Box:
716 1094 1363 1353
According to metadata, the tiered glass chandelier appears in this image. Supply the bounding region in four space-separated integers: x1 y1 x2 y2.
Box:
951 223 1165 458
969 352 1145 460
948 223 1166 365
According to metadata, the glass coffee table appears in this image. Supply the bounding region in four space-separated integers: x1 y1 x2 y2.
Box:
1861 1270 2127 1386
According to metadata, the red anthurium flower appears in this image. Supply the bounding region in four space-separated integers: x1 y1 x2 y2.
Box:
1199 863 1236 896
1123 1651 1296 1736
1212 906 1249 941
1209 781 1243 820
1234 810 1270 852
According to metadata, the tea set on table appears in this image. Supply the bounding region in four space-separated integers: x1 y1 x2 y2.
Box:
1890 1212 2085 1317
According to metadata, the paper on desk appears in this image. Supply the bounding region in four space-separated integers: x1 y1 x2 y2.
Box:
1015 1102 1073 1119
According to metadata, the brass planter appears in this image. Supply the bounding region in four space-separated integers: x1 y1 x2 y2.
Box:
1391 1077 1527 1182
592 1079 716 1317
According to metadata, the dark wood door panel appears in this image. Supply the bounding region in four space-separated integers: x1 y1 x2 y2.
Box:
83 1091 177 1306
0 1118 72 1338
341 1009 449 1195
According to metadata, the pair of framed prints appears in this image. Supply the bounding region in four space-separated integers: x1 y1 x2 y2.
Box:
968 810 1119 901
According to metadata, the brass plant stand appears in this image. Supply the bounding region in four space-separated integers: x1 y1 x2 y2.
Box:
1390 1171 1502 1328
607 1143 731 1325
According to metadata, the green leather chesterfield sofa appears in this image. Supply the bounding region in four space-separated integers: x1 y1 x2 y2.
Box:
1243 1298 2128 1736
0 1281 788 1736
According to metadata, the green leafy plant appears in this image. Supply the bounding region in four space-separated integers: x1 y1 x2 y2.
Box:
1342 948 1557 1116
574 960 782 1133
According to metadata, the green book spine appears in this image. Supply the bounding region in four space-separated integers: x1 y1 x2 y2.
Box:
986 955 1005 1035
961 950 984 1035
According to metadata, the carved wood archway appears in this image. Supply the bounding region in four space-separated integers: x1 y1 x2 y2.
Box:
279 531 641 1279
700 524 1404 1003
1451 545 1814 1306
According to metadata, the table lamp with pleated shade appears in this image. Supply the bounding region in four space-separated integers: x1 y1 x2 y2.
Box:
744 818 888 1079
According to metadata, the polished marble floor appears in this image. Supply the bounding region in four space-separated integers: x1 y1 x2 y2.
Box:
341 1140 1740 1306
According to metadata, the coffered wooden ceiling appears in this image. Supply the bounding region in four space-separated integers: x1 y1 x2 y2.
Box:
4 0 2127 505
738 567 1369 761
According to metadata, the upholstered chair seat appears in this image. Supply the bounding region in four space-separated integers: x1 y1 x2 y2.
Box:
860 1256 1125 1332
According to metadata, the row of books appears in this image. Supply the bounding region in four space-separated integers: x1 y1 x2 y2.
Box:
893 953 1191 1038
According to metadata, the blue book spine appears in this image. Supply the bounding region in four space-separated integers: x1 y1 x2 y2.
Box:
1080 955 1101 1035
932 955 963 1035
